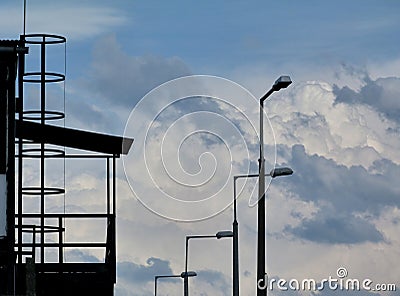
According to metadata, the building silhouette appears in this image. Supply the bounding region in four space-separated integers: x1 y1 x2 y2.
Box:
0 33 133 295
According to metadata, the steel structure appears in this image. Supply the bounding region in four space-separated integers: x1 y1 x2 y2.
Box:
0 34 133 296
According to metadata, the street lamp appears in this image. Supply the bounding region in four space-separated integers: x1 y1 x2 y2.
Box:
184 231 233 296
258 75 292 296
155 272 197 296
232 167 293 296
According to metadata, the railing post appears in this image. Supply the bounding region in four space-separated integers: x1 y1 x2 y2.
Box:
58 216 63 263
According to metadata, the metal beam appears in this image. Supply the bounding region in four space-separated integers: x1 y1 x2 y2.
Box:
16 120 133 155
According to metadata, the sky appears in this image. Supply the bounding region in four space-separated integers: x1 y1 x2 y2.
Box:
1 0 400 295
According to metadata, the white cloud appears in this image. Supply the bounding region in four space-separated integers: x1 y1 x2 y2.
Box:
266 80 400 168
368 58 400 80
112 60 400 294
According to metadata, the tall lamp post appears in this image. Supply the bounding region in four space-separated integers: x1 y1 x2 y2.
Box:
233 167 293 296
155 272 197 296
184 231 233 296
258 76 292 296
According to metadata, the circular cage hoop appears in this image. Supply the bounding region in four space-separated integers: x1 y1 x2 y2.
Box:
22 33 66 45
22 187 65 196
23 72 65 83
22 110 65 121
21 147 65 158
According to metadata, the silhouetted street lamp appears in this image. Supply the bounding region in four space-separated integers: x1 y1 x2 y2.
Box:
184 231 233 296
258 76 292 296
155 272 197 296
232 167 293 296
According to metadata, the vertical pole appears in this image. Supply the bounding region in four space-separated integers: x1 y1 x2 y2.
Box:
32 227 36 261
18 36 25 265
233 177 239 296
184 238 189 296
106 157 110 215
0 50 8 239
7 58 16 296
58 216 63 263
40 37 46 264
0 46 10 296
257 88 274 295
112 155 116 282
23 0 27 35
112 156 116 216
184 276 188 296
6 48 16 257
257 99 266 296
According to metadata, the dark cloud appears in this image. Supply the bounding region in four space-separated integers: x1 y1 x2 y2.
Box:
66 34 191 134
333 75 400 123
196 269 231 292
83 34 191 109
117 257 173 285
65 249 100 263
289 145 400 214
281 145 400 244
286 213 384 244
116 260 230 295
66 98 120 133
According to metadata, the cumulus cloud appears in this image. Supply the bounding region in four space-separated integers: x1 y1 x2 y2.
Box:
289 145 400 213
278 144 400 244
118 257 173 285
116 73 400 292
18 69 400 294
333 75 400 123
192 269 231 295
15 20 399 292
268 79 400 169
115 257 173 296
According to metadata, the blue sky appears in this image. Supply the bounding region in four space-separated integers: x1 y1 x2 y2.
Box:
3 1 400 80
1 1 400 295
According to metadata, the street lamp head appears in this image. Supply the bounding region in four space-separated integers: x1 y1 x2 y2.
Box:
270 167 293 178
181 271 197 278
272 75 292 91
216 230 234 239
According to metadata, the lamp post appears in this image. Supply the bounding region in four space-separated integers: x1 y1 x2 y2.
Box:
257 76 292 296
233 167 293 296
155 272 197 296
184 231 233 296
